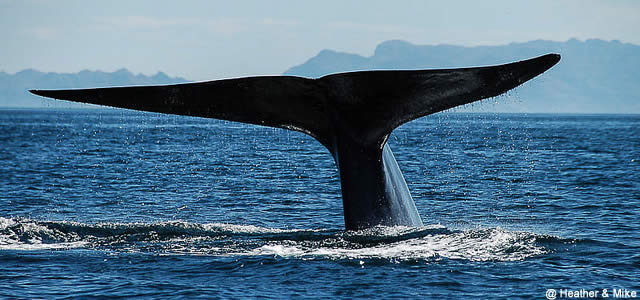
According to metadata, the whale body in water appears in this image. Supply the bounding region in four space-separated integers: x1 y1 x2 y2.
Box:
30 54 560 230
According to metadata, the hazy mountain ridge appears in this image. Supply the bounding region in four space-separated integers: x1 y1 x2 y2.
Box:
285 39 640 113
2 39 638 113
0 69 187 108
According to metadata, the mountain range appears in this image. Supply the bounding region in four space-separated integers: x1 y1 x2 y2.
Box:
285 39 639 113
1 39 638 113
0 69 186 108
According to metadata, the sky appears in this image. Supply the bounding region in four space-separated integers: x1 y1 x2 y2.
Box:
2 0 639 81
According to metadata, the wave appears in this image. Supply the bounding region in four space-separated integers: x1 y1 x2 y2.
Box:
0 217 563 262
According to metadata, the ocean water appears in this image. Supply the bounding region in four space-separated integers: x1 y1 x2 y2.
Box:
1 109 638 299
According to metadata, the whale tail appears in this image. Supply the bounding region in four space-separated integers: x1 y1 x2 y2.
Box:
30 54 560 150
30 54 560 230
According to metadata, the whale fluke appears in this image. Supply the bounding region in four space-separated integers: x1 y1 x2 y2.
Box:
30 54 560 230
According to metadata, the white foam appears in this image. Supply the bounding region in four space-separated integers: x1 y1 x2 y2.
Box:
203 222 294 234
0 218 548 261
0 217 86 251
0 241 88 250
250 227 546 262
0 217 16 230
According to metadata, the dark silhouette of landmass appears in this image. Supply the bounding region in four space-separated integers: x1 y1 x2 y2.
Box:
3 39 638 113
285 39 639 113
0 69 186 108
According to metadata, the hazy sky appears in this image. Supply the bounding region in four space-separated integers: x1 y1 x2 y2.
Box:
2 0 639 80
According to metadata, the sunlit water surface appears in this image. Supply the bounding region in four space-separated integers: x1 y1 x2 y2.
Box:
1 109 638 298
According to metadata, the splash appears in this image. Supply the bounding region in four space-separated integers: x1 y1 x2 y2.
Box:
252 225 548 262
0 217 552 262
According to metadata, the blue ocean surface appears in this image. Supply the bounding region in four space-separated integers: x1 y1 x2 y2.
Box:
1 109 638 299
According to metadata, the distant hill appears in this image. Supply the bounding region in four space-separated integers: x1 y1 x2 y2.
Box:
0 69 187 108
3 39 638 113
285 39 640 113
